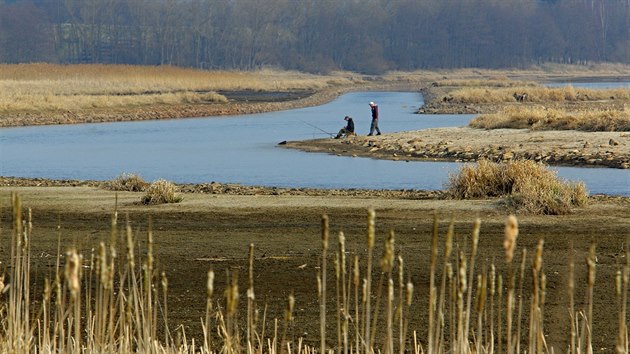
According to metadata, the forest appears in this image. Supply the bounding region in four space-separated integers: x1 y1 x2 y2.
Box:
0 0 629 73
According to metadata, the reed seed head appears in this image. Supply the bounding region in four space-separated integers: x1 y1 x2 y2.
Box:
286 293 295 322
504 215 519 263
367 209 375 249
381 230 395 272
207 269 215 299
534 239 544 273
458 251 467 296
321 214 329 251
445 222 454 258
65 248 81 299
587 242 597 287
406 282 414 306
161 271 168 292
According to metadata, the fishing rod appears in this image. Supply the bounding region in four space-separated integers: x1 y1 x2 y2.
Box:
299 119 335 137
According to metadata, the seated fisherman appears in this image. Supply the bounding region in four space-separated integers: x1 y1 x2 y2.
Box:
335 116 355 139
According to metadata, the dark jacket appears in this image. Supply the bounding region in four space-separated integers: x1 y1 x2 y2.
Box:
346 118 355 132
371 105 379 120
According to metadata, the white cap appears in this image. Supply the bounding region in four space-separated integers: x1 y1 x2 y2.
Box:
369 101 375 105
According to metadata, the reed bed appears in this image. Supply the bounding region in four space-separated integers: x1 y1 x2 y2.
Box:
469 105 630 131
1 193 626 354
432 79 538 88
445 85 630 104
0 64 355 113
447 159 589 215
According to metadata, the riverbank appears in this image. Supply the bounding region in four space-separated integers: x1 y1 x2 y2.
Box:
284 127 630 169
2 63 630 127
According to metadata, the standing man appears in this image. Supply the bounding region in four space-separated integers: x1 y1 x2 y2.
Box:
368 101 381 136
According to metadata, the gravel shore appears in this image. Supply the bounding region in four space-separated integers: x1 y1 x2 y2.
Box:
284 127 630 169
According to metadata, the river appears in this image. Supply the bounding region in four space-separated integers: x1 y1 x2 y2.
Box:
0 91 628 195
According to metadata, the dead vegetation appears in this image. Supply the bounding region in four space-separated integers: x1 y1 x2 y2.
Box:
470 105 630 131
447 159 589 215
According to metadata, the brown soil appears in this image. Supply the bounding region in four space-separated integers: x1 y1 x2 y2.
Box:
1 185 629 352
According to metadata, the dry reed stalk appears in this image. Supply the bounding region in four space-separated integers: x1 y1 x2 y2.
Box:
353 256 361 354
403 281 414 354
568 248 576 354
338 232 349 354
320 215 330 354
528 240 544 354
369 230 395 349
162 271 171 348
248 243 256 352
586 243 597 354
427 213 439 354
464 218 481 345
476 272 487 354
397 256 404 354
205 269 215 353
455 251 467 353
281 292 295 354
489 264 496 354
503 214 519 354
515 248 527 354
364 209 376 354
617 241 630 354
434 220 454 352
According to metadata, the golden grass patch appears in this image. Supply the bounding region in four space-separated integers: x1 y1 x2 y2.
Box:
0 64 356 113
447 159 588 214
446 85 630 104
470 105 630 131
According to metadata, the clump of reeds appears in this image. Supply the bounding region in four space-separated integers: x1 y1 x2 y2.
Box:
141 179 182 204
470 106 630 131
106 172 149 192
447 159 588 214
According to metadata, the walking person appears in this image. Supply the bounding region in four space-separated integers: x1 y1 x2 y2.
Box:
335 116 355 138
368 101 381 136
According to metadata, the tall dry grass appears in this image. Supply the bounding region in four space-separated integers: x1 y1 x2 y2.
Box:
0 64 357 113
447 159 589 215
445 85 630 104
1 194 626 354
470 105 630 131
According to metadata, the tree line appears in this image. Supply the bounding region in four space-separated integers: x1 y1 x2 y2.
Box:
1 0 629 73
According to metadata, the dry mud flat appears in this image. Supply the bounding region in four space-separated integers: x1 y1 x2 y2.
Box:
284 127 630 169
1 186 629 351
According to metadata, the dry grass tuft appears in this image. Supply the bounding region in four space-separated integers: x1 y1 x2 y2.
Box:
470 106 630 131
447 159 588 214
106 173 149 192
141 179 182 205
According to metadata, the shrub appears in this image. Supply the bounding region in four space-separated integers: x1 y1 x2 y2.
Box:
141 179 182 205
447 159 588 214
106 173 149 192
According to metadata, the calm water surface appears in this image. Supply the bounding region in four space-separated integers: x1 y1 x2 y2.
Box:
1 91 628 195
